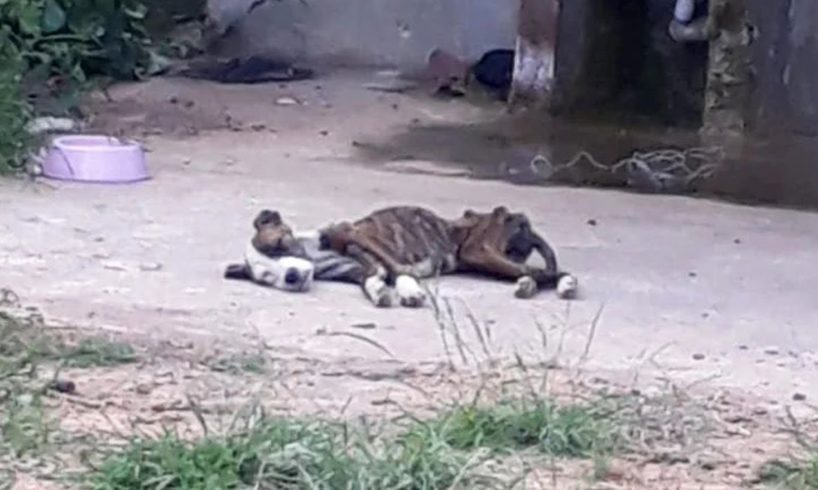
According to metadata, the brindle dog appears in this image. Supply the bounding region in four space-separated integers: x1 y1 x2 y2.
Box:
225 205 577 307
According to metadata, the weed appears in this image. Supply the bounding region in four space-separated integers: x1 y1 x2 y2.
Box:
760 456 818 489
414 399 617 458
205 352 268 375
89 416 490 490
59 337 139 368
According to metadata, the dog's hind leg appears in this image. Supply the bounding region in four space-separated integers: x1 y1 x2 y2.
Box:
460 246 573 299
528 232 578 299
395 275 426 308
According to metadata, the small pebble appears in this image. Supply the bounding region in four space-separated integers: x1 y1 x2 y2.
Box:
275 96 300 106
139 262 163 272
763 347 780 356
135 383 153 395
351 322 377 330
49 379 76 394
587 219 598 226
692 353 706 361
793 392 807 401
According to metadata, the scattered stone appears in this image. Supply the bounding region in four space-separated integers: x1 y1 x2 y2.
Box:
734 238 742 244
319 130 329 136
793 392 807 401
692 353 706 361
763 347 780 356
586 219 598 226
275 96 300 106
49 379 76 394
364 79 418 93
689 271 698 278
135 383 153 395
102 260 129 272
250 123 267 132
139 262 163 272
738 345 748 350
351 322 377 330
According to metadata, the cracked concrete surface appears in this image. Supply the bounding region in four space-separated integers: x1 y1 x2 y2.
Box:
2 72 818 408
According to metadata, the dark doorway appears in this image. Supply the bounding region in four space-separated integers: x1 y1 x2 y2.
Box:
554 0 709 127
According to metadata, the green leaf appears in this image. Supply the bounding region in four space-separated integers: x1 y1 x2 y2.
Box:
124 4 147 20
16 3 41 35
41 0 67 33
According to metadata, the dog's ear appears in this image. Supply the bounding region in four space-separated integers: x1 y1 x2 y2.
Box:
492 206 509 217
254 210 282 230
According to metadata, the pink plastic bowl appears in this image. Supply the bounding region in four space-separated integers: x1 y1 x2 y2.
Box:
43 135 149 183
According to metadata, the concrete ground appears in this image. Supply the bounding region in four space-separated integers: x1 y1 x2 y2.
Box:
3 70 818 408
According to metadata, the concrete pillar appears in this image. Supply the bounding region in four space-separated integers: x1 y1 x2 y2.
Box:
702 0 754 137
509 0 559 109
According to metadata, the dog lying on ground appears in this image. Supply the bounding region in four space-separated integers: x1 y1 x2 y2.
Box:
225 206 578 307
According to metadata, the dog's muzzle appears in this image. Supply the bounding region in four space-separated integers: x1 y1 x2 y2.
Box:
244 244 315 292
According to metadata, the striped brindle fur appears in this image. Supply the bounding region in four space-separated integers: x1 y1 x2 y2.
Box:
226 205 578 307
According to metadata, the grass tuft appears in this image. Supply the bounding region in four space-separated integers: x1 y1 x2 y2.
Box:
416 399 617 458
89 416 492 490
760 456 818 489
59 337 139 369
205 352 268 375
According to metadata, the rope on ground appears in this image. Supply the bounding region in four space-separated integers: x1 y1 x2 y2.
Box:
529 146 726 192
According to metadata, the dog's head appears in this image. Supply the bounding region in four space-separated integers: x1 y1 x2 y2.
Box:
240 210 314 292
251 210 307 258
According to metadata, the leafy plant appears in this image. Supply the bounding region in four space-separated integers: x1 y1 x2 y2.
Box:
0 35 32 173
0 0 157 84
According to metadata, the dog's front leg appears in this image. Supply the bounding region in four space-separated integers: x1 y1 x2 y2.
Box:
344 244 398 308
342 237 426 308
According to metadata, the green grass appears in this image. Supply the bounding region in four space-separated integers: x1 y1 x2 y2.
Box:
414 400 617 458
205 352 268 375
89 417 492 490
760 457 818 489
86 398 620 489
59 337 139 368
0 304 138 469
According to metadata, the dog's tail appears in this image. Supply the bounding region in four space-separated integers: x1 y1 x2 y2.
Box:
224 263 252 281
534 271 578 300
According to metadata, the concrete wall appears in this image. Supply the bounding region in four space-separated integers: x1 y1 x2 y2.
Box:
208 0 517 72
552 0 708 126
747 0 818 136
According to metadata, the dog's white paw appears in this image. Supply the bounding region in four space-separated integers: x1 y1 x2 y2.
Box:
365 276 396 308
515 276 538 299
396 275 426 308
557 274 579 300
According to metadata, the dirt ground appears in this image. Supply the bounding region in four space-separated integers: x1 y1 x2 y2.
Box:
3 70 818 488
